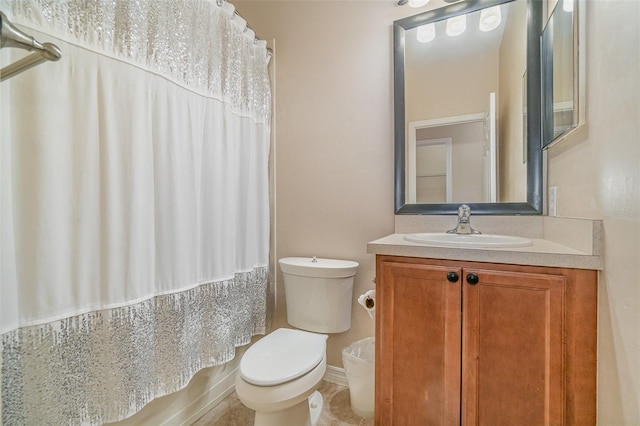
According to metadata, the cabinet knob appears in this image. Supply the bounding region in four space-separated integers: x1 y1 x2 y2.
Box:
446 272 459 282
466 273 479 285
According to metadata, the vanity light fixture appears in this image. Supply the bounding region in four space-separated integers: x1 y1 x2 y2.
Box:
446 15 466 36
416 23 436 43
479 5 502 32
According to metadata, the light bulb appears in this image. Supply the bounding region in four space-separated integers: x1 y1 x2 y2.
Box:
563 0 574 12
408 0 429 8
479 6 502 32
416 23 436 43
446 15 466 37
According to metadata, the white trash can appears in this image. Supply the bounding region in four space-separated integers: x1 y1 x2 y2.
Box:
342 337 375 418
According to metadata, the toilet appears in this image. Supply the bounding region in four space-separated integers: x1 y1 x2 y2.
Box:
235 257 359 426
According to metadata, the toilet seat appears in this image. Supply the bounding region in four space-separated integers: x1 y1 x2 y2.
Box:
240 328 327 386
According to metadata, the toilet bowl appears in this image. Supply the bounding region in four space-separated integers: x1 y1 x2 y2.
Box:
235 328 327 426
235 257 359 426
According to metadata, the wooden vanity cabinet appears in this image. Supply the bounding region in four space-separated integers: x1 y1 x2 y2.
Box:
375 255 597 426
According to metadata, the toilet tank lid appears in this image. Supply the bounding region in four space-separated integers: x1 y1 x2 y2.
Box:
240 328 328 386
279 257 359 278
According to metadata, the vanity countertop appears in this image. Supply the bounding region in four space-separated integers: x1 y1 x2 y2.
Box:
367 216 602 270
367 233 601 270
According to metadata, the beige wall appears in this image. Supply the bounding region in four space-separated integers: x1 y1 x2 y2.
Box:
237 0 640 423
546 1 640 423
406 51 499 122
234 1 412 367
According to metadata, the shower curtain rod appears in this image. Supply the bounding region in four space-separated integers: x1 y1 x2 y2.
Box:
0 11 62 82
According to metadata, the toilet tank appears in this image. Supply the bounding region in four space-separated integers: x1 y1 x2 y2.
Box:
279 257 358 333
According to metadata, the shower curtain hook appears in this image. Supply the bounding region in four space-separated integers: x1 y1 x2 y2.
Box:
216 0 223 7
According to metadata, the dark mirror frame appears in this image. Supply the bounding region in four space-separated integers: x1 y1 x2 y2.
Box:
394 0 543 215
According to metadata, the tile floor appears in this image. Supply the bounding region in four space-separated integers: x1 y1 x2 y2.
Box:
192 381 373 426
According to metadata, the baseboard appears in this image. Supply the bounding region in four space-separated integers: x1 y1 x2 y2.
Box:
323 365 348 387
163 367 238 426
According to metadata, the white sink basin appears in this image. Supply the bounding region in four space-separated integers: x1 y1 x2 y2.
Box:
404 233 533 249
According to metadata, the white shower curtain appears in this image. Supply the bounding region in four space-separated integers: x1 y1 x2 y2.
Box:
0 0 271 424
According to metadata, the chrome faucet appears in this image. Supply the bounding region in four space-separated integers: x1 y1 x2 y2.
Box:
447 204 481 235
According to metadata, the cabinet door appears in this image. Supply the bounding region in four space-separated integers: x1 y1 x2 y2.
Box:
462 268 565 426
376 258 462 425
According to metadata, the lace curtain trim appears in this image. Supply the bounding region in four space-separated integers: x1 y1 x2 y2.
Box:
2 0 272 126
2 266 268 425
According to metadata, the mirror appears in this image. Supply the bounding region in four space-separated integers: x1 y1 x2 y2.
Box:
541 0 583 147
394 0 543 215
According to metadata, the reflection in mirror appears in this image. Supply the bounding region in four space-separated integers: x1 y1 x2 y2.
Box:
394 0 543 215
413 138 452 203
542 0 578 147
408 114 490 204
405 3 519 204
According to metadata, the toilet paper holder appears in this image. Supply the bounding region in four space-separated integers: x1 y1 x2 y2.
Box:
357 289 376 319
364 297 374 309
